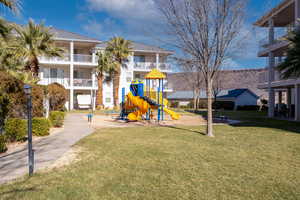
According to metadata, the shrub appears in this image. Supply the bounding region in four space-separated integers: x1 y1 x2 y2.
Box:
4 118 27 142
0 135 7 153
0 92 10 134
49 111 65 127
48 83 67 111
237 105 260 111
32 118 51 136
213 101 235 110
197 100 208 109
170 101 179 108
0 71 26 118
31 85 45 117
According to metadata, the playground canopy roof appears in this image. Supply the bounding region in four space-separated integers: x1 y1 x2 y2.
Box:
145 69 166 79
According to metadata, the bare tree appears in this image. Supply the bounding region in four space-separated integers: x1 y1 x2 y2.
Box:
212 71 223 103
157 0 246 137
178 59 203 110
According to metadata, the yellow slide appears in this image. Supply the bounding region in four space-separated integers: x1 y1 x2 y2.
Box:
126 92 150 121
163 107 180 120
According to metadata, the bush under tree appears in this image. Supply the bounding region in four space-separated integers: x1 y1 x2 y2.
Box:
4 118 27 142
32 118 51 136
49 111 65 127
0 92 9 134
0 135 7 153
48 83 67 111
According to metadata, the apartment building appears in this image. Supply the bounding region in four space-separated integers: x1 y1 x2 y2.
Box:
255 0 300 121
38 28 173 110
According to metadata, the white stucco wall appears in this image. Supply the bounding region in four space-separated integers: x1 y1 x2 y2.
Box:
235 92 258 107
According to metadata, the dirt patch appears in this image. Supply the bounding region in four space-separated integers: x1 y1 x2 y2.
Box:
90 113 234 129
49 147 82 169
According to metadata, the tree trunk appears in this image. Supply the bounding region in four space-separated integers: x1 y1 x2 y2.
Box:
113 68 120 108
31 57 39 77
206 78 214 137
96 76 103 109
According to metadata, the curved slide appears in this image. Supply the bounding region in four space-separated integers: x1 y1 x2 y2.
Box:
126 92 180 121
126 92 150 121
163 107 180 120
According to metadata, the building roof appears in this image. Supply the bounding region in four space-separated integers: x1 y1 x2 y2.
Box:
49 27 101 43
218 89 259 99
167 68 267 99
167 89 259 100
97 41 173 54
145 69 166 79
254 0 294 27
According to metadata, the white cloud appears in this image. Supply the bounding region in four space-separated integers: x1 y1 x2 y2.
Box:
85 0 158 20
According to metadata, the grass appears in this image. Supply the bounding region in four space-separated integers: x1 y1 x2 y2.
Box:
0 112 300 200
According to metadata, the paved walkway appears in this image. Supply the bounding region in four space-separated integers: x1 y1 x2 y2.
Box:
0 113 94 184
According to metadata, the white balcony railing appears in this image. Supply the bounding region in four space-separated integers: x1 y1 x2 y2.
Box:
73 78 95 87
133 62 172 71
40 53 70 63
39 78 70 88
39 78 97 88
73 54 93 63
259 23 295 52
40 54 96 64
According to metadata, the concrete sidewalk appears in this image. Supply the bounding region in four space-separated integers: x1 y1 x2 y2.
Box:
0 113 94 184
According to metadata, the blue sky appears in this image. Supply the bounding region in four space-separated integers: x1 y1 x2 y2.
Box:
1 0 283 70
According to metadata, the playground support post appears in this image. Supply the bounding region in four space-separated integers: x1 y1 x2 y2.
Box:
121 88 125 119
161 79 164 121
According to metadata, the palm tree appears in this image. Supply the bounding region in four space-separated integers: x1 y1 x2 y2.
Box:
13 19 64 77
95 51 116 109
277 29 300 79
0 0 20 38
106 37 131 107
0 0 20 13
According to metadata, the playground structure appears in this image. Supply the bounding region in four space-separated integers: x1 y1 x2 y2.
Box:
120 69 180 122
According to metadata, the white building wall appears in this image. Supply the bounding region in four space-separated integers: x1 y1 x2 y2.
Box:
235 92 258 107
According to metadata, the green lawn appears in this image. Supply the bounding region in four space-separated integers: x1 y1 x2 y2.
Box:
0 112 300 200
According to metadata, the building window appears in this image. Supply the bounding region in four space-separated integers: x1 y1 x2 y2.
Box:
50 68 57 78
134 55 145 63
105 98 111 103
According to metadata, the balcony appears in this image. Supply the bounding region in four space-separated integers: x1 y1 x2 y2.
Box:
74 54 93 63
39 54 97 65
133 62 172 71
258 23 295 53
73 78 96 87
39 78 97 89
40 53 70 63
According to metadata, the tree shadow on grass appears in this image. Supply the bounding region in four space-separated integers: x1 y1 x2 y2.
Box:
160 125 206 136
0 178 41 198
185 110 300 134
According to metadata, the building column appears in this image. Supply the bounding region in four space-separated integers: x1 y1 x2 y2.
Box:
295 84 300 121
70 41 74 110
268 89 275 118
156 53 159 69
295 0 300 28
268 19 275 118
287 88 292 117
92 51 96 64
92 72 96 111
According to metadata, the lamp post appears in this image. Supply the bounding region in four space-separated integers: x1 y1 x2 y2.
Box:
24 85 34 176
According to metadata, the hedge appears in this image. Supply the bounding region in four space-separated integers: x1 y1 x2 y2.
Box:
213 101 235 110
32 118 51 136
236 105 260 111
4 118 27 142
0 135 7 153
49 111 65 127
